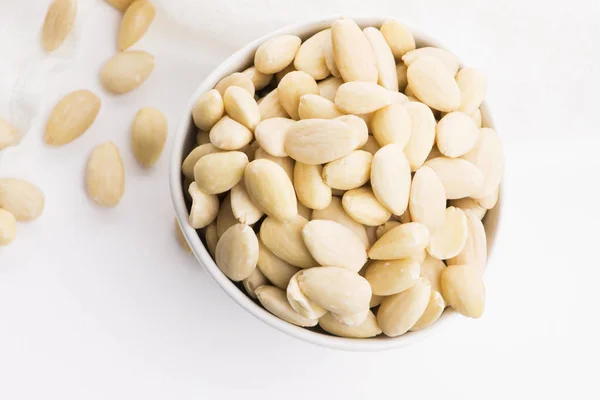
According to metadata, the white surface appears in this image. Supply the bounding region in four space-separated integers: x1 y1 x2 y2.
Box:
1 0 599 399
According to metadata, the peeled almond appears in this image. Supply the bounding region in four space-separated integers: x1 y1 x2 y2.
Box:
368 222 429 260
375 221 401 239
257 239 300 289
0 179 45 222
342 187 391 226
396 63 408 91
425 157 484 199
277 71 319 120
118 0 155 50
371 144 411 215
409 166 446 233
181 144 222 179
377 277 431 337
477 184 499 209
243 268 268 299
371 103 412 148
456 68 487 115
194 151 248 194
0 119 20 150
293 163 331 210
205 223 218 257
437 112 479 158
319 310 382 338
131 107 167 168
42 0 77 52
215 224 259 281
407 56 460 112
258 89 289 119
209 116 253 150
380 19 416 59
331 309 369 327
360 135 381 156
404 101 436 171
255 285 318 327
260 215 317 268
331 18 378 83
254 118 294 157
287 271 327 319
188 182 219 229
471 108 483 128
242 66 273 90
334 82 392 114
294 29 330 80
322 150 372 190
45 90 101 146
0 209 17 246
441 264 486 318
318 76 343 102
450 197 487 220
336 115 369 147
298 94 343 119
409 290 445 331
365 259 421 296
255 35 302 74
448 214 487 272
419 254 446 295
100 51 155 94
461 128 504 198
323 29 341 77
428 207 468 260
86 142 125 207
214 72 255 97
363 27 398 91
230 180 264 225
223 86 260 131
253 149 295 183
402 47 460 76
311 197 369 249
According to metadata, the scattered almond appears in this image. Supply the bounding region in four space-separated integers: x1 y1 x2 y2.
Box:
45 90 101 146
86 142 125 207
100 51 155 94
118 0 155 51
42 0 77 52
0 209 16 246
0 118 21 150
131 107 167 168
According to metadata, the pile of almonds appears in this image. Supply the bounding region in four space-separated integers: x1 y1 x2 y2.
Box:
181 17 503 338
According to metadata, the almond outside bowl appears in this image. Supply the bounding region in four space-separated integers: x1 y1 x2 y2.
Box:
170 16 502 352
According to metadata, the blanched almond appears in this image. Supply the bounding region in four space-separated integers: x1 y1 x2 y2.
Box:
131 107 167 168
245 159 297 222
380 19 415 59
253 149 295 183
205 222 218 257
215 72 255 97
336 115 369 147
230 180 264 225
302 220 367 272
331 18 378 83
255 285 317 327
294 29 330 80
407 56 460 112
371 144 411 215
298 94 343 119
409 166 446 233
298 266 371 316
258 89 289 119
375 221 401 239
318 76 343 101
342 187 391 226
243 268 268 299
242 66 273 91
311 197 369 249
257 239 300 289
377 277 430 337
461 128 504 198
42 0 77 52
255 35 302 74
0 119 20 150
368 222 429 260
456 68 487 115
365 259 420 296
448 214 487 272
216 194 237 238
441 264 485 318
319 310 382 338
254 118 293 158
194 151 248 194
215 224 259 281
293 163 331 210
409 290 445 331
471 108 482 128
425 157 483 199
100 51 155 94
260 215 317 268
181 144 222 179
277 71 319 120
402 47 459 76
287 271 327 319
223 86 260 132
323 32 340 77
450 197 487 220
371 103 412 148
285 119 359 164
86 142 125 207
360 135 380 156
322 150 372 190
419 254 446 295
396 62 408 91
331 309 369 327
334 82 392 114
118 0 155 50
188 182 219 229
45 90 100 146
428 206 468 260
174 218 192 254
364 27 398 91
209 116 253 150
0 179 45 222
477 184 499 209
437 112 478 158
404 101 435 172
0 209 16 246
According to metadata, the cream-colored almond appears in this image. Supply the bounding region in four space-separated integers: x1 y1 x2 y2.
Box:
174 218 192 254
209 116 253 150
293 163 331 210
243 267 268 300
285 119 360 164
390 91 409 105
365 259 420 296
287 271 327 319
450 197 487 220
425 157 484 199
448 214 487 272
255 285 318 327
194 151 248 194
260 215 317 268
437 112 478 158
409 290 445 331
42 0 77 52
404 101 436 171
311 197 369 249
254 118 294 157
419 254 446 296
331 309 369 327
377 277 430 337
187 182 219 229
0 119 20 150
0 209 17 246
342 187 391 226
181 144 222 179
224 86 261 131
396 63 408 91
230 180 264 225
131 107 167 168
461 128 504 198
257 239 300 289
245 159 297 222
274 64 296 84
192 89 224 131
298 94 343 119
322 150 372 191
86 142 125 207
471 108 482 128
197 130 210 145
336 114 369 147
319 310 382 338
360 135 380 156
371 144 411 215
100 51 155 94
298 266 371 316
0 179 44 222
428 206 468 260
258 89 289 119
364 27 398 91
409 166 446 233
380 19 415 59
407 56 460 112
253 149 295 183
242 66 273 91
255 35 302 74
216 194 237 238
105 0 135 11
456 68 487 115
331 18 378 83
371 103 412 148
118 0 155 50
402 47 459 76
375 221 401 239
215 224 259 281
277 71 319 120
477 184 499 209
323 29 341 77
215 72 255 97
318 76 343 101
441 264 485 318
302 220 367 272
45 90 100 146
293 29 330 80
205 222 218 257
334 82 392 114
368 222 429 260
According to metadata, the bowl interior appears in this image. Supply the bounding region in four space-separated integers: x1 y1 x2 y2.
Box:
170 16 501 352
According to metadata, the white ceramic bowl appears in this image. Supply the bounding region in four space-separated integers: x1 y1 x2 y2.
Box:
170 16 502 352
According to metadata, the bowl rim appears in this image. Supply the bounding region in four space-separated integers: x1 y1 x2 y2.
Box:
170 15 502 352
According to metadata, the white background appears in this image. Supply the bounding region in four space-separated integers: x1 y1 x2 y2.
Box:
1 0 600 399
